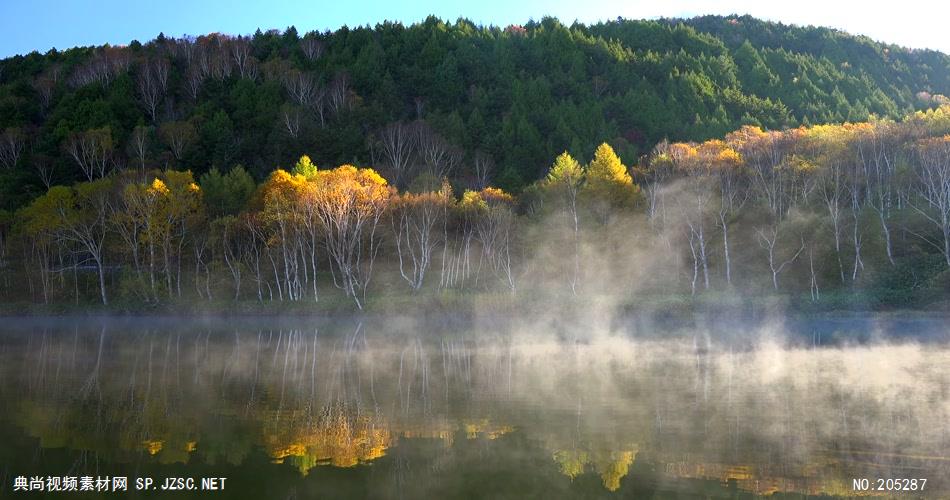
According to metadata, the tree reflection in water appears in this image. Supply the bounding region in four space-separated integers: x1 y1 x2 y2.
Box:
0 318 947 498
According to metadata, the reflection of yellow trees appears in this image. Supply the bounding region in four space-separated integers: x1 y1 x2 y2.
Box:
265 407 393 473
139 438 198 464
551 447 637 491
462 419 514 440
143 439 163 455
595 451 635 491
553 450 589 480
401 423 456 448
263 412 519 474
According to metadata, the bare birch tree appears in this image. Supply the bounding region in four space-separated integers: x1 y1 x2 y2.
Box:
911 136 950 267
159 121 196 162
391 184 451 290
0 128 25 169
417 123 463 180
64 128 114 181
372 121 418 189
136 57 169 122
128 125 153 172
300 34 325 61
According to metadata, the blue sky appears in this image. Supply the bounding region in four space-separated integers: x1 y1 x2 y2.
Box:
2 0 949 57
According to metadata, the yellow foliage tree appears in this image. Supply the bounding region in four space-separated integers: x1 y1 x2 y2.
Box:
308 165 395 308
154 170 202 299
543 152 584 294
257 169 308 301
458 187 517 291
22 178 116 304
583 143 639 224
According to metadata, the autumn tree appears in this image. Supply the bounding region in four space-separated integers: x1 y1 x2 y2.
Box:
642 140 677 224
463 187 518 292
291 154 318 178
543 152 584 295
391 181 452 290
119 177 163 299
854 119 901 266
911 135 950 267
309 165 394 308
119 171 203 300
23 178 116 304
257 169 307 301
295 166 324 302
667 139 748 290
18 201 57 302
809 124 850 283
583 143 638 225
728 126 807 290
113 177 149 299
157 171 204 298
668 142 713 293
442 189 481 289
843 125 869 281
707 141 746 286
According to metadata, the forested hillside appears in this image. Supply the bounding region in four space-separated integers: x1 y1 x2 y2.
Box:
1 15 949 212
3 105 950 311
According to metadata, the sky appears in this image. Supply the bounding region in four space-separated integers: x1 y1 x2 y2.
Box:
1 0 949 58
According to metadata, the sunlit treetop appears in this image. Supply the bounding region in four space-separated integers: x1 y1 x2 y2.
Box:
479 187 515 206
587 143 633 187
292 155 318 179
310 165 393 206
545 152 584 189
149 178 170 197
459 187 514 213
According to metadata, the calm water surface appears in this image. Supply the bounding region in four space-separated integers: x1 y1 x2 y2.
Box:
0 316 948 498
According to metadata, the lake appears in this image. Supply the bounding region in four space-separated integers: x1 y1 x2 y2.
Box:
0 315 947 498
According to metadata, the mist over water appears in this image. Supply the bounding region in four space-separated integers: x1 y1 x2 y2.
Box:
0 316 947 498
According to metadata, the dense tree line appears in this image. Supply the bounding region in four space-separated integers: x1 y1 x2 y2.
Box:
2 106 950 309
1 15 949 214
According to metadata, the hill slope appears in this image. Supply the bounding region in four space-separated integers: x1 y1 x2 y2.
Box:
0 15 948 209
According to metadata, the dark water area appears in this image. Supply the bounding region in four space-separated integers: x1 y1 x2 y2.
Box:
0 316 947 498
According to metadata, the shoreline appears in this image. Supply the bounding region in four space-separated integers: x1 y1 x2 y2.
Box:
3 291 949 318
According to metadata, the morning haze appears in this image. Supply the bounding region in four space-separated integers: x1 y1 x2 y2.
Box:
0 4 948 498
